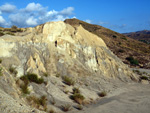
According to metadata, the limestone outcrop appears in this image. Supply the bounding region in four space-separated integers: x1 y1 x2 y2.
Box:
0 21 137 113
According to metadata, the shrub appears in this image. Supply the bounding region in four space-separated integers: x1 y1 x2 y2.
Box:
43 72 48 77
61 104 72 112
56 73 60 78
11 25 17 29
9 66 18 75
0 31 4 36
11 25 17 32
118 49 124 53
121 37 127 40
112 35 117 38
71 93 85 104
27 95 47 111
0 67 3 76
75 105 83 110
20 76 30 94
133 69 140 73
142 72 147 75
20 73 44 93
49 109 55 113
20 75 29 85
26 73 44 84
140 76 149 80
6 32 15 36
126 56 139 65
0 59 2 63
73 87 80 94
98 91 107 97
118 42 122 45
64 90 69 94
37 78 44 84
133 70 142 75
20 84 30 94
62 76 75 86
39 95 47 107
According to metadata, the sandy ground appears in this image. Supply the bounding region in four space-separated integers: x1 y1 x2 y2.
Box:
69 83 150 113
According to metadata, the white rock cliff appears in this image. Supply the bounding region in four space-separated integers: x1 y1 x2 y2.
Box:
0 21 137 113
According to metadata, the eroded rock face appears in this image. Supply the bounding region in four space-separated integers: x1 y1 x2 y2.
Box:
0 21 137 113
0 21 135 78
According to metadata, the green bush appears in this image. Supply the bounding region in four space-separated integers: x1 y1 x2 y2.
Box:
118 49 124 53
9 66 18 75
0 31 4 36
71 93 85 100
75 105 83 110
6 32 15 36
43 72 48 77
11 25 17 32
20 76 30 94
20 73 45 84
71 93 85 104
62 76 75 86
112 35 117 38
26 73 44 84
121 37 127 40
19 73 45 94
126 56 139 65
20 84 30 94
140 76 149 80
73 87 80 94
39 95 47 107
20 75 29 85
0 67 3 76
98 91 107 97
56 73 60 78
49 109 55 113
61 104 72 112
133 70 143 75
27 95 47 111
0 59 2 63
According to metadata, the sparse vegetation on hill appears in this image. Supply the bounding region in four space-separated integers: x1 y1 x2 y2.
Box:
61 104 72 112
65 19 150 69
0 25 23 36
26 73 44 84
19 73 45 94
27 95 47 111
126 56 139 65
62 76 75 86
124 30 150 44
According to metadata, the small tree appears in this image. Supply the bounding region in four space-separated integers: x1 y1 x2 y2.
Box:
126 56 139 65
11 25 17 29
11 25 18 32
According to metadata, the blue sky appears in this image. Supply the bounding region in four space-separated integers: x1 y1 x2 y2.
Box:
0 0 150 33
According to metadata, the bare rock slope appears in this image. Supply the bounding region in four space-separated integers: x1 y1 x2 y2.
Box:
0 21 137 113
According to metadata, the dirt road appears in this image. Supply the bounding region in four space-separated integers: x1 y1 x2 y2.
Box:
70 83 150 113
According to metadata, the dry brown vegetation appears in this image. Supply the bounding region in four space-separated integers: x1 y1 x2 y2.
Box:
26 95 47 111
0 26 23 36
65 19 150 69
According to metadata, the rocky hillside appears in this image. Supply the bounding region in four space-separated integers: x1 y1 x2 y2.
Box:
0 21 139 113
65 19 150 69
123 30 150 44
